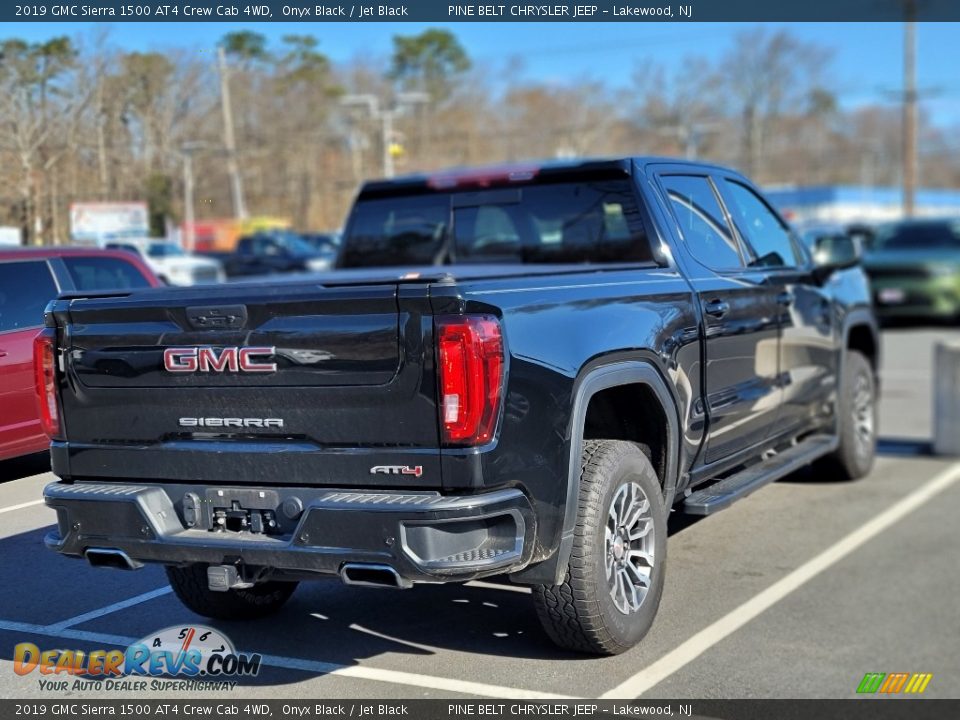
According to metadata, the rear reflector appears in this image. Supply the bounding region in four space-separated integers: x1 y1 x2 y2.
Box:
33 328 61 439
436 315 504 446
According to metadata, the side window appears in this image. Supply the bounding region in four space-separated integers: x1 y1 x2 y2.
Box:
660 175 743 270
720 180 800 268
0 260 58 333
62 257 152 291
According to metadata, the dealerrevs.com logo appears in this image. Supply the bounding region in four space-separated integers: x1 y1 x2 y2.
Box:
14 625 261 692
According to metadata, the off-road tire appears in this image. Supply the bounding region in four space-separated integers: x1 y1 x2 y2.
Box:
533 440 667 655
823 350 877 481
165 564 298 620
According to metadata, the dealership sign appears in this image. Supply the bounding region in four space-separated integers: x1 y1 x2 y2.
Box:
69 202 149 244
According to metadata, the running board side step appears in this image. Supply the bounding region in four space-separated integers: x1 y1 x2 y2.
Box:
683 435 837 515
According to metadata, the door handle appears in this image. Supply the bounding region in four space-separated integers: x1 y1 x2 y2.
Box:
0 351 6 358
776 291 795 307
704 299 730 318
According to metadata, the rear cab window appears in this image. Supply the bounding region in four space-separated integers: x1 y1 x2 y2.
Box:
0 260 58 333
62 256 152 291
339 174 656 268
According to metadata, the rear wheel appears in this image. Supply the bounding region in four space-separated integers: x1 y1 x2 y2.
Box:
823 350 877 480
165 564 298 620
534 440 667 655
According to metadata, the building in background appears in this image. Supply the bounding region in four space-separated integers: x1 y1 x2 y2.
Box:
765 186 960 225
179 216 291 252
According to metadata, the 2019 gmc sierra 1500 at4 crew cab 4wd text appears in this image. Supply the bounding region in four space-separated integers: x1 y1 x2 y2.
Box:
39 158 879 655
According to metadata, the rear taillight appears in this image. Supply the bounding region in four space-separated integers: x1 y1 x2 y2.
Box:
33 328 61 438
436 315 504 446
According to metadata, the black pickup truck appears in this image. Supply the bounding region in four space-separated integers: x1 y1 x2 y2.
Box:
40 158 878 655
205 232 336 278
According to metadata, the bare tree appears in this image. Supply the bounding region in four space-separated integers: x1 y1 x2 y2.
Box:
633 54 725 159
1 27 959 244
720 28 832 179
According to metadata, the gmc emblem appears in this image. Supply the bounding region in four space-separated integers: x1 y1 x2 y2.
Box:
163 346 277 373
370 465 424 478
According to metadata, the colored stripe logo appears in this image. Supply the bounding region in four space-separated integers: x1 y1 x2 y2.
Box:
857 672 932 694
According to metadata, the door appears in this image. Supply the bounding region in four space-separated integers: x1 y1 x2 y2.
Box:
715 177 839 439
0 259 59 458
657 173 783 465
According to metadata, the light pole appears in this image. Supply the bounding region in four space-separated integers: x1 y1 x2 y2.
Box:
340 93 430 178
657 122 721 161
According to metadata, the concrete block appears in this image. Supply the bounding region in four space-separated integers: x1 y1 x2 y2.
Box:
933 341 960 456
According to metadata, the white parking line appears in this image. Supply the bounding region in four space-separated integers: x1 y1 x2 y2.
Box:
601 461 960 699
0 499 44 515
349 622 439 653
465 580 532 594
0 619 575 699
47 587 173 631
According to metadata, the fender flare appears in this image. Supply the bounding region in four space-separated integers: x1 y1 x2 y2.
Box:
841 307 881 378
514 360 681 585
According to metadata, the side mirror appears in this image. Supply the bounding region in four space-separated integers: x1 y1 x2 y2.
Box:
812 234 860 279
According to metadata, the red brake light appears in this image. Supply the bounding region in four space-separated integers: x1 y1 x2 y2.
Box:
33 328 61 439
436 315 504 446
427 165 540 190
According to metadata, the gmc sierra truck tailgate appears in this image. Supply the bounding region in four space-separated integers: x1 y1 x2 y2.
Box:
49 280 441 486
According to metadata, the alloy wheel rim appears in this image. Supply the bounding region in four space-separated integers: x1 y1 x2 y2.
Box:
853 371 875 462
605 481 655 615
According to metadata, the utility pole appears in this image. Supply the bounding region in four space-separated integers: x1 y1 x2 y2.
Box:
217 46 248 220
382 108 396 179
179 142 209 253
902 1 918 217
340 93 430 179
182 152 195 251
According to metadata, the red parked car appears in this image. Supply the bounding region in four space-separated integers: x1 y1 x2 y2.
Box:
0 247 160 462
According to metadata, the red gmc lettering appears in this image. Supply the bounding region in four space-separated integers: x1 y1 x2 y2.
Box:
163 347 276 373
198 347 238 372
238 347 278 372
163 348 198 372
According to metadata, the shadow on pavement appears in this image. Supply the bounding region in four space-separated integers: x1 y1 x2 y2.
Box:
0 452 49 484
876 436 932 457
0 521 601 693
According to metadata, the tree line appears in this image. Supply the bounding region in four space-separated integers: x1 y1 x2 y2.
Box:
1 26 957 245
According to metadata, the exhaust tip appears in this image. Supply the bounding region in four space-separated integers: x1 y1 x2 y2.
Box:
340 563 411 589
84 548 143 571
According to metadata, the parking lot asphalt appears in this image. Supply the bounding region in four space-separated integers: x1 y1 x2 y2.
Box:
1 328 958 700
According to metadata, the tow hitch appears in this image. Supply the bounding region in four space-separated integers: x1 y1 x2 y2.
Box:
207 565 255 592
183 488 282 534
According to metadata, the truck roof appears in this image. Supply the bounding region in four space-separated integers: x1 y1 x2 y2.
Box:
357 156 740 199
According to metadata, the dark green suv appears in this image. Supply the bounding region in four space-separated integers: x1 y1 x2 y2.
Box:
864 219 960 322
